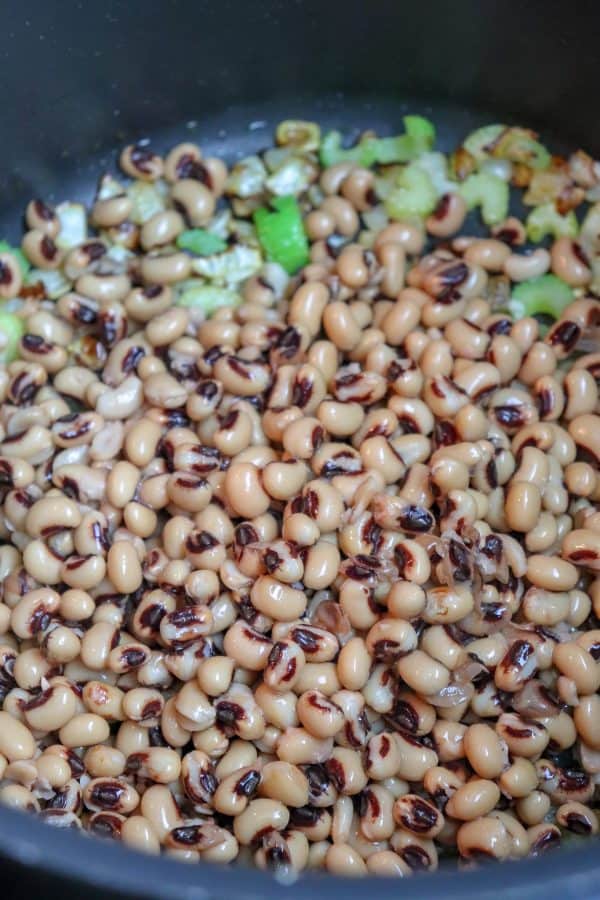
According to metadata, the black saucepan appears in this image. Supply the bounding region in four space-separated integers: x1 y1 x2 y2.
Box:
1 1 599 897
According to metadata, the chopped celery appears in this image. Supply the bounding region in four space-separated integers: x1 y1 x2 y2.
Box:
176 284 241 316
463 124 550 170
226 156 267 198
526 203 579 242
384 164 438 221
55 202 87 249
254 195 309 274
320 116 435 168
493 127 551 171
191 244 263 285
97 173 125 201
463 125 505 161
176 229 227 256
128 181 166 224
0 241 30 277
374 116 436 164
265 158 313 196
0 311 24 363
25 268 72 300
411 152 455 195
509 274 574 320
459 173 509 226
319 131 379 169
276 120 321 152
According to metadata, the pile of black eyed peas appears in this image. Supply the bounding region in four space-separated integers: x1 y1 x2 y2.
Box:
0 118 598 877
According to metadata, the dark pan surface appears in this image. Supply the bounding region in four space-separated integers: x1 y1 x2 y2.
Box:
1 1 600 897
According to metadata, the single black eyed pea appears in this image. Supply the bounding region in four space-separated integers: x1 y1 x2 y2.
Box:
366 850 412 877
445 779 501 822
302 541 340 590
23 682 79 732
224 463 271 519
515 791 551 826
504 481 542 532
83 777 140 814
396 650 450 695
556 801 599 836
253 684 298 731
296 690 345 739
196 656 235 697
337 637 371 691
392 794 444 839
80 622 119 672
223 620 273 671
250 576 306 621
393 733 438 782
61 554 107 591
457 816 511 861
233 798 290 846
526 555 579 591
59 714 111 748
259 761 309 807
527 823 562 856
463 723 507 779
0 711 36 761
495 714 549 759
122 687 164 726
263 640 305 692
0 784 40 812
81 681 125 721
120 815 161 855
276 727 333 765
140 785 183 842
126 748 181 784
115 722 151 758
432 720 467 763
573 694 600 749
553 642 600 695
84 745 127 778
35 753 72 789
325 843 368 877
107 541 143 594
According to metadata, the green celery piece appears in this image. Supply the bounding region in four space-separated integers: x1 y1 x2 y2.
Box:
320 116 435 168
0 240 30 277
526 203 579 242
254 195 309 274
177 285 241 316
176 229 227 256
319 131 379 168
0 311 25 363
463 125 505 161
509 274 574 320
383 164 438 221
375 116 436 164
494 128 551 170
459 172 509 226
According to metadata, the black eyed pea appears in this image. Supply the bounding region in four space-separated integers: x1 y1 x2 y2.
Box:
325 842 368 877
83 777 140 814
0 711 36 761
392 794 444 838
233 798 290 846
23 682 79 732
276 727 333 766
457 816 511 861
59 713 110 748
258 761 309 808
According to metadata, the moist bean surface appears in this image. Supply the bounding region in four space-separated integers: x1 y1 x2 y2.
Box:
0 116 599 878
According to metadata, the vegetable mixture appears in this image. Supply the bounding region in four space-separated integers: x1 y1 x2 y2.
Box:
0 116 599 878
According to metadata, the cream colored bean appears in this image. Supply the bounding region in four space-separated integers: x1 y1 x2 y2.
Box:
59 714 110 748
